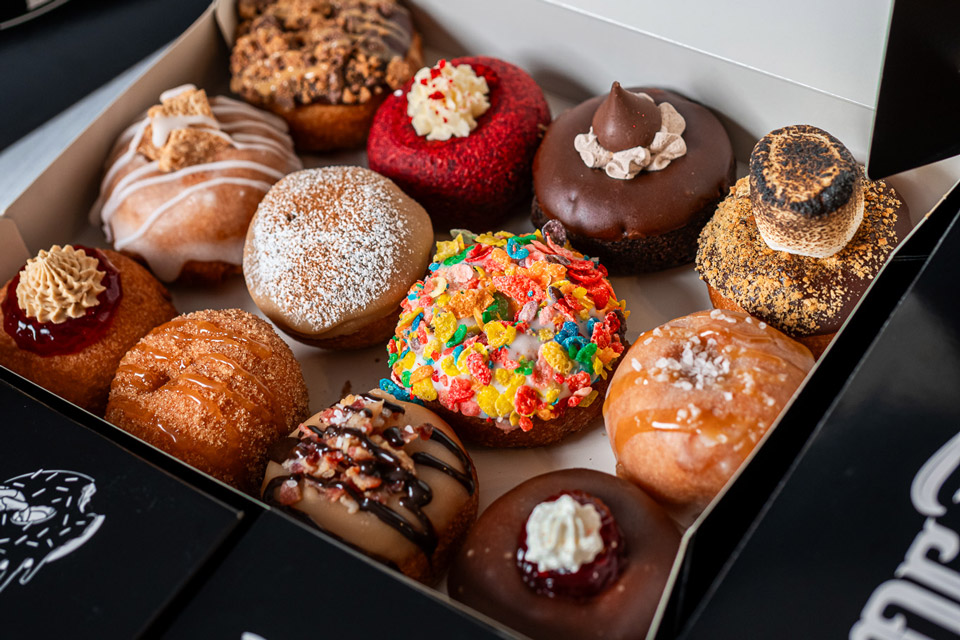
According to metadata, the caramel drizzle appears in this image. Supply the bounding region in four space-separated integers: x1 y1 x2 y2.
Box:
110 317 283 448
165 319 273 359
614 319 804 454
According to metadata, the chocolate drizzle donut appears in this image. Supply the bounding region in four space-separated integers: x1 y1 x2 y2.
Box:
262 391 478 585
533 87 735 274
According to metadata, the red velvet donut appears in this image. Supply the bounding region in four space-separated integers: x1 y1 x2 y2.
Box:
367 56 550 228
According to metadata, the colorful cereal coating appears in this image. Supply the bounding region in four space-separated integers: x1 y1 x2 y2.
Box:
384 228 627 433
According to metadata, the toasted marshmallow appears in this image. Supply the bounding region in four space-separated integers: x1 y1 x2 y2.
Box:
749 125 863 258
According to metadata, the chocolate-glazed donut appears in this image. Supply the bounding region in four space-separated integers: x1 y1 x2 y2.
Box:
449 468 680 640
532 87 735 274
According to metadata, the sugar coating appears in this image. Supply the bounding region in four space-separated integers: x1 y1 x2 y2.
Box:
245 167 424 331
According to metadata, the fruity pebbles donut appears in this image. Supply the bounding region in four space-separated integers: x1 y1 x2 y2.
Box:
383 222 628 448
368 57 550 229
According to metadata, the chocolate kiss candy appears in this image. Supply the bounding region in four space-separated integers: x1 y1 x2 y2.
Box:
592 82 661 152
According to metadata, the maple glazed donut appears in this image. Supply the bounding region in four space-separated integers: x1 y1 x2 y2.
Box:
383 221 628 447
92 84 301 283
105 308 310 492
262 390 478 585
243 166 434 349
230 0 423 151
0 245 176 415
603 309 814 521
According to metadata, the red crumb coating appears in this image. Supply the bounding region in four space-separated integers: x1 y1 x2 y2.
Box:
367 56 550 228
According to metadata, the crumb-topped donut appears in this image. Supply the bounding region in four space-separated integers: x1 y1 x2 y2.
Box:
262 390 477 585
696 125 911 357
0 245 176 415
449 469 680 640
367 56 550 228
243 166 434 349
603 309 814 522
106 308 309 492
230 0 423 151
383 222 628 447
532 84 735 274
92 84 301 283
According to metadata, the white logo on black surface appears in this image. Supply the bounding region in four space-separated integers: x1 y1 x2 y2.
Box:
0 469 104 594
851 432 960 638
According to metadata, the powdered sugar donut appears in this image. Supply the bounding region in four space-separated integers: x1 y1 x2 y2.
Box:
92 84 302 283
243 166 434 349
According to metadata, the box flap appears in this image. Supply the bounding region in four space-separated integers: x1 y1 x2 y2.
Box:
868 0 960 178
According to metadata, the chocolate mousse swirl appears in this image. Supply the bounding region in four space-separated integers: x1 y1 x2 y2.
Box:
264 393 475 558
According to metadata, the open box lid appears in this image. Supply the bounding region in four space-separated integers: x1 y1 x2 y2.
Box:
868 0 960 179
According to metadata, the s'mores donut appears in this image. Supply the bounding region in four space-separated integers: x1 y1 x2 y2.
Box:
696 125 911 357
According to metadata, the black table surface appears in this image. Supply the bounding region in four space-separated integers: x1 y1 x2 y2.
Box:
0 0 210 151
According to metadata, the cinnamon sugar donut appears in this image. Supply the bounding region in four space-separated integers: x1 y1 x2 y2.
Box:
230 0 423 151
0 246 176 415
603 309 814 522
243 166 433 349
105 308 309 492
262 390 478 585
92 85 301 283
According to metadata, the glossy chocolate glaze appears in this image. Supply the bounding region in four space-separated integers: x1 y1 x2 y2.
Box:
533 87 735 240
449 468 680 640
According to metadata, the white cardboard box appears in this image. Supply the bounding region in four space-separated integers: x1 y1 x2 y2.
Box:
2 1 960 637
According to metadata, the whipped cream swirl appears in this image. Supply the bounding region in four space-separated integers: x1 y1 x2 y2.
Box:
523 494 604 573
407 59 490 141
574 92 687 179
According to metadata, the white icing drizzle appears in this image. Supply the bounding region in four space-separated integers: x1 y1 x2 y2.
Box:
91 87 302 280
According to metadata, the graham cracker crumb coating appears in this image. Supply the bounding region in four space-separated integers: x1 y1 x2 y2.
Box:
696 173 910 337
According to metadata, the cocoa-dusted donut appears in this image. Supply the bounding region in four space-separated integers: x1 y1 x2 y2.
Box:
532 83 735 274
262 390 478 585
367 56 551 228
105 308 309 492
92 85 301 283
0 245 176 415
230 0 423 151
449 468 680 640
243 166 434 349
696 125 911 358
383 222 628 447
603 309 814 523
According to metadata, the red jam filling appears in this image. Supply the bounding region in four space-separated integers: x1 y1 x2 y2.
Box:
516 490 626 600
1 246 122 357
